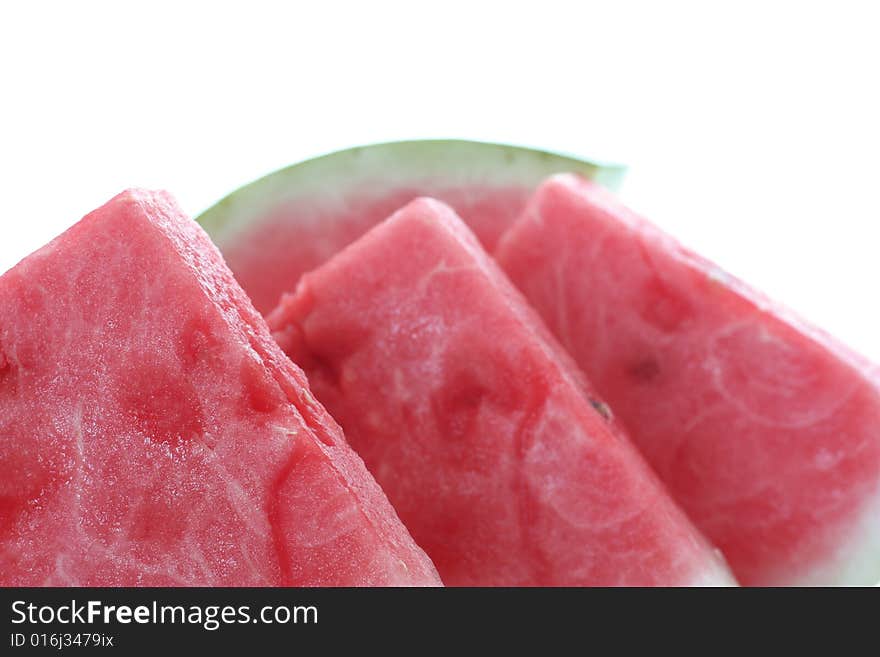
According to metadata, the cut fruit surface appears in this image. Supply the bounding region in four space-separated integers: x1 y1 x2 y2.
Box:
0 190 440 587
197 140 624 314
495 175 880 586
266 197 734 586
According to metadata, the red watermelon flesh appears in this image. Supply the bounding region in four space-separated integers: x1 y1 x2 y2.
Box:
214 186 525 316
494 175 880 586
197 140 624 314
0 190 440 587
266 198 735 586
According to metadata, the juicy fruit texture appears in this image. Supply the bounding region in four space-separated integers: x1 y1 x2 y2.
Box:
495 175 880 586
0 190 440 586
198 140 624 314
266 198 735 586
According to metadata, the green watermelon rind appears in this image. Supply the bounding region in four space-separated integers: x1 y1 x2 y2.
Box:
196 139 626 244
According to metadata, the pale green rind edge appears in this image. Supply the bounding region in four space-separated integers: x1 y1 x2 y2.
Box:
196 139 626 244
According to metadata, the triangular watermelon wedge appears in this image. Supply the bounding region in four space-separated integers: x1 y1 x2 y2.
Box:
495 175 880 586
0 190 441 586
197 140 624 314
266 197 735 586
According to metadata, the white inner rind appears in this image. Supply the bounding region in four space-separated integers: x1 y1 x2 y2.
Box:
196 140 625 244
780 480 880 587
689 558 740 587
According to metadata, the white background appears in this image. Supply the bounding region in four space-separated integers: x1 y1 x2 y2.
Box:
2 1 878 362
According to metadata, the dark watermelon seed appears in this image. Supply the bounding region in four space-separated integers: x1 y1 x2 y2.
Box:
589 398 613 422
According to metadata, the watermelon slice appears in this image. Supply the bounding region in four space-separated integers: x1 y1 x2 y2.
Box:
494 175 880 586
0 190 440 587
265 198 735 586
197 140 624 314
